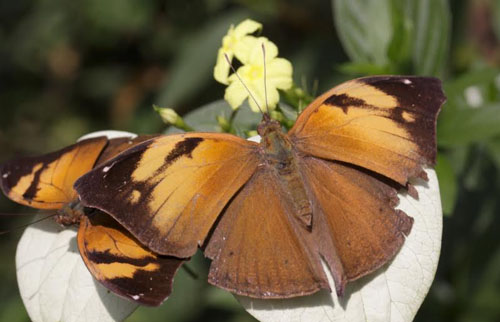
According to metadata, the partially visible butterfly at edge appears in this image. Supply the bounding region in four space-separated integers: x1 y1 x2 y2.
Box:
75 76 446 299
0 135 184 306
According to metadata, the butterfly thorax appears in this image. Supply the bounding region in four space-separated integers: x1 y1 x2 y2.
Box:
55 199 84 226
259 118 313 229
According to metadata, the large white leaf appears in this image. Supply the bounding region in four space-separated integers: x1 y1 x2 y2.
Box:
16 220 138 322
15 130 139 322
238 166 442 322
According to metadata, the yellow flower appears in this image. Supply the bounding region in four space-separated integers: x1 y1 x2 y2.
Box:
213 19 262 84
224 37 292 113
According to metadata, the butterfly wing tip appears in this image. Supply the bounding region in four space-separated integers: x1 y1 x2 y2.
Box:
127 294 166 307
335 281 346 297
396 210 414 236
407 183 419 199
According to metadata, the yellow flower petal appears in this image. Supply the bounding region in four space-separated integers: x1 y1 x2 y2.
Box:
247 85 279 113
266 58 293 90
224 80 248 109
233 19 262 38
225 55 292 112
248 37 278 65
220 22 293 113
233 36 259 64
214 49 233 84
214 19 262 84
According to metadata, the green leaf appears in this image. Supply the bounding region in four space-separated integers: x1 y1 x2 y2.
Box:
155 9 251 107
438 69 500 129
485 137 500 169
332 0 392 66
337 61 393 76
493 0 500 42
438 103 500 147
405 0 450 76
444 68 500 97
435 154 457 215
332 0 450 76
386 0 413 67
82 0 154 34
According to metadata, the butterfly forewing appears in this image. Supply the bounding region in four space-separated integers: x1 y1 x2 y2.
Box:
289 76 445 185
1 134 184 306
75 133 260 258
0 137 108 209
205 169 329 298
78 210 184 306
95 135 158 166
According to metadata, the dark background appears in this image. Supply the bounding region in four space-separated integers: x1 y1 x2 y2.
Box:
1 0 499 321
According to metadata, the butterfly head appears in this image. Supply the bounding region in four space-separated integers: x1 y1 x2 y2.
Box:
55 200 84 226
257 114 281 137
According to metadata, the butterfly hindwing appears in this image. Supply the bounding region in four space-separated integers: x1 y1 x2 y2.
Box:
0 137 108 209
78 210 184 306
300 156 413 284
75 133 260 258
205 169 329 298
289 76 445 185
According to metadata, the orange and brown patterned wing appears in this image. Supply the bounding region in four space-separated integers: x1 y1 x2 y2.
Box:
301 157 413 290
0 137 108 209
78 210 184 306
95 135 157 165
75 133 260 259
289 76 445 185
205 169 329 298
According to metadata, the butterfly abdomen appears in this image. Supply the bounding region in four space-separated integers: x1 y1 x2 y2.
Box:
261 127 313 228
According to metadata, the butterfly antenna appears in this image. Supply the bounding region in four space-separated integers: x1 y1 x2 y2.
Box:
224 53 265 116
0 213 57 235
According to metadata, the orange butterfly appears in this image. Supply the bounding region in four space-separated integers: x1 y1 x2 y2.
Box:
75 76 446 298
0 135 184 306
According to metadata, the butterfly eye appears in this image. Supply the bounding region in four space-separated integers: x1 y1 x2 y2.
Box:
277 161 288 169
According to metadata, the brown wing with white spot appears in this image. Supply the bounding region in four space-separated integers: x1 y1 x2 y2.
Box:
75 133 260 258
289 76 445 185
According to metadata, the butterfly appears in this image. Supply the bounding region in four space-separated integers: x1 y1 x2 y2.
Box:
0 135 184 306
74 76 446 299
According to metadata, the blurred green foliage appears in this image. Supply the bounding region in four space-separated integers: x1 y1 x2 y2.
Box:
1 0 500 321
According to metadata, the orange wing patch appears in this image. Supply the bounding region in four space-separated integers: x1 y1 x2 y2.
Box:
75 133 260 258
0 137 108 209
78 210 184 306
290 76 445 185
